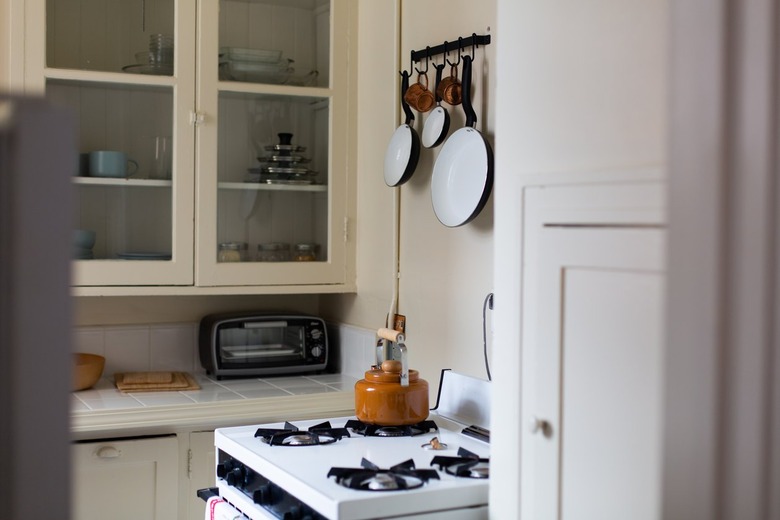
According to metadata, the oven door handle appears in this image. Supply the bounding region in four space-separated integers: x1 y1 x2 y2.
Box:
197 487 220 502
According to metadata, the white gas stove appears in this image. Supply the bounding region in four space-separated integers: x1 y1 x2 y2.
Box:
206 370 491 520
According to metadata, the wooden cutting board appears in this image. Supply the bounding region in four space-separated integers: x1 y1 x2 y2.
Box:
114 371 200 393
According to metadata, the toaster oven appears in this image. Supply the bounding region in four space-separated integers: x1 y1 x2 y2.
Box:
198 313 328 378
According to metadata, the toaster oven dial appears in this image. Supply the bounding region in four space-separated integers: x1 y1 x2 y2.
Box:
310 345 323 358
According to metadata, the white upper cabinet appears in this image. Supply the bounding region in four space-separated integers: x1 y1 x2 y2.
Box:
24 0 355 295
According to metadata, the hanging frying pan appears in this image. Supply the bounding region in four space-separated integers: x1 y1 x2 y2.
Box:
431 55 494 227
384 71 420 187
421 63 451 149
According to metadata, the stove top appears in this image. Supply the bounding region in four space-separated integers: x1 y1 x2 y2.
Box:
216 414 489 519
212 370 491 519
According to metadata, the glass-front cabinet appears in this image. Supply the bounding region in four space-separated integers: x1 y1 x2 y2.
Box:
25 0 353 293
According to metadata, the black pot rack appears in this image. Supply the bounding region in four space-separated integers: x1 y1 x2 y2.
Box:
410 33 491 65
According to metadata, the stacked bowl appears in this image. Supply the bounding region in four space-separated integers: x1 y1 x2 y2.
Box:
73 229 95 260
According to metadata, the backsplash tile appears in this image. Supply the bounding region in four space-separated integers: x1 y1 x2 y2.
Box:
104 326 151 376
150 325 196 373
73 328 106 356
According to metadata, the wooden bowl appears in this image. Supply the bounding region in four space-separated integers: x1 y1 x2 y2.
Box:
73 353 105 391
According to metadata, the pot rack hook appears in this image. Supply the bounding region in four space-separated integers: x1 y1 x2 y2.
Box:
471 32 478 56
447 38 463 67
415 47 431 75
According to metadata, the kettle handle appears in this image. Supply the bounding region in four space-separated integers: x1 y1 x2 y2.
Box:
375 328 409 387
377 327 405 344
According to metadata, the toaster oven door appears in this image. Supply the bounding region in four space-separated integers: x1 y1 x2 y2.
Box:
217 321 308 369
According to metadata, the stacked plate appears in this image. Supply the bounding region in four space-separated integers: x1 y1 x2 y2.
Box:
247 133 318 185
219 47 294 84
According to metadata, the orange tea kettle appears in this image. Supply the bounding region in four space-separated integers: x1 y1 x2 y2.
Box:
354 328 429 426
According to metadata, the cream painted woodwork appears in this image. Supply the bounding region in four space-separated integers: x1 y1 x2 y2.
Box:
72 435 179 520
186 431 216 520
21 0 355 295
520 182 665 520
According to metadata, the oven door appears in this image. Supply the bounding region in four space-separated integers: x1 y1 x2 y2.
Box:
198 487 265 520
216 320 309 371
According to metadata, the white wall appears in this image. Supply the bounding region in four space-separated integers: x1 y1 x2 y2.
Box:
323 0 498 395
319 0 399 332
491 0 668 517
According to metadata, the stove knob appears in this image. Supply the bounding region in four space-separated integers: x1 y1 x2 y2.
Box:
310 345 322 358
216 457 235 478
253 484 273 505
243 467 255 487
284 505 303 520
226 465 245 487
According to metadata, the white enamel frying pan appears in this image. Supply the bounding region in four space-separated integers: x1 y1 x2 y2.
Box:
384 71 420 187
422 63 450 149
431 55 494 227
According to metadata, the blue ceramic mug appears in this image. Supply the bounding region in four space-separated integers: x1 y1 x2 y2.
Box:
89 151 139 178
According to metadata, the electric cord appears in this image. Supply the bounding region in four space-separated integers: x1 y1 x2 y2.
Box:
482 292 494 381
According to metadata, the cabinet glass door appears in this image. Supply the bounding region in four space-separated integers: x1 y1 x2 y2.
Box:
216 92 329 265
196 0 350 287
36 0 196 287
217 0 330 88
46 0 175 76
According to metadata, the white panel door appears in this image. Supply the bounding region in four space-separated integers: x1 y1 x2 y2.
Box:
531 226 665 520
72 435 179 520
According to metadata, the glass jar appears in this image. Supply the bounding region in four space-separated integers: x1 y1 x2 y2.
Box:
256 242 291 262
218 242 247 262
293 243 317 262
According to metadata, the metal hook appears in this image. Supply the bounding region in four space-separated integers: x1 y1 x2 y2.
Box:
415 47 431 75
471 32 478 57
447 38 462 67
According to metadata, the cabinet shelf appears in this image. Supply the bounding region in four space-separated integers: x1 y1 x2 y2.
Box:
218 181 327 192
217 81 332 100
73 177 173 188
45 68 177 88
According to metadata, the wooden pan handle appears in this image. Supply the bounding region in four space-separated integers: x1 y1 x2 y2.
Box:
377 327 405 343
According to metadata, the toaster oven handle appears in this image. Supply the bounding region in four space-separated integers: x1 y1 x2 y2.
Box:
244 321 287 328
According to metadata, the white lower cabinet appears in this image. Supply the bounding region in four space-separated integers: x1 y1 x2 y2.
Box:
72 431 220 520
72 435 179 520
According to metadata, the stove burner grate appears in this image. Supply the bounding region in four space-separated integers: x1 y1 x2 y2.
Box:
431 447 490 479
254 421 350 446
345 419 438 437
328 458 440 491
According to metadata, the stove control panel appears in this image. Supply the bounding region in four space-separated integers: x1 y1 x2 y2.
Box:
218 450 326 520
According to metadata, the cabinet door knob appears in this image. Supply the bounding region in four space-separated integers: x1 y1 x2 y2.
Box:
529 416 553 437
96 446 122 459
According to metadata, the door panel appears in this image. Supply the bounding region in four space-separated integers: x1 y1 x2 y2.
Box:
532 227 664 520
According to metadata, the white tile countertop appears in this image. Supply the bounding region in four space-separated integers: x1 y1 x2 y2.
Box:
71 373 358 439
